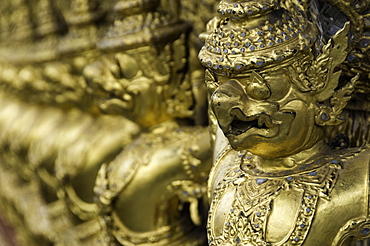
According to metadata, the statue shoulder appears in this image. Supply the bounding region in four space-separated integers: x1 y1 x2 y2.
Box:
329 146 370 245
341 146 370 170
93 124 212 244
95 124 212 206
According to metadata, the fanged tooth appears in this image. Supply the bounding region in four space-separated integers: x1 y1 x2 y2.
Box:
258 114 273 128
258 117 264 128
271 119 281 125
123 94 132 101
265 118 276 128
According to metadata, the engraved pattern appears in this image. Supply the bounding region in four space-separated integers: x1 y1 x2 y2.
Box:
208 147 364 246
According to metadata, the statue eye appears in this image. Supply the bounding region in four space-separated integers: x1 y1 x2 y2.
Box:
263 72 291 101
246 71 271 100
246 82 271 100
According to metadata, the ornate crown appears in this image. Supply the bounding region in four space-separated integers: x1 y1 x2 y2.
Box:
97 0 190 53
199 0 318 74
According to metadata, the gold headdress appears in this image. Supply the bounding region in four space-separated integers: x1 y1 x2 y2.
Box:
199 0 318 74
97 0 189 52
57 0 104 55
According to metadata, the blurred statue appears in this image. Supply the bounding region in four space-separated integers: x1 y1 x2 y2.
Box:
86 0 213 245
0 0 216 245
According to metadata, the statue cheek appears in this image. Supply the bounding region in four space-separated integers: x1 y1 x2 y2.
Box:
279 99 316 133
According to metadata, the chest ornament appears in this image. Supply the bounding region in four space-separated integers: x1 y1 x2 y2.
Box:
208 147 364 246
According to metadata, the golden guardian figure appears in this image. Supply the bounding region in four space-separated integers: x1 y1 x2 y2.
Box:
199 0 370 245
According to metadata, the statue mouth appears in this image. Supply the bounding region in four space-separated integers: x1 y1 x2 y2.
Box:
229 117 269 135
222 108 297 150
226 109 276 137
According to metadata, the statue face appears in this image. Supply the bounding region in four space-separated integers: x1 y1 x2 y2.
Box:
208 67 322 159
88 50 174 128
120 73 168 128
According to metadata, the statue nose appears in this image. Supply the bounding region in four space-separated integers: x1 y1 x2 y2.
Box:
211 80 247 132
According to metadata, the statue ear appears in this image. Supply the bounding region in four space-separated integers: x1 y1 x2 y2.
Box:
315 22 350 102
115 53 140 80
315 74 359 126
314 68 340 102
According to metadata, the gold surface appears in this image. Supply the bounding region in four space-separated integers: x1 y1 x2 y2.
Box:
2 0 370 245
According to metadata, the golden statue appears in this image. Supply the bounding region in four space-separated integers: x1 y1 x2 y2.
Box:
199 0 370 245
86 2 213 245
2 0 370 245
